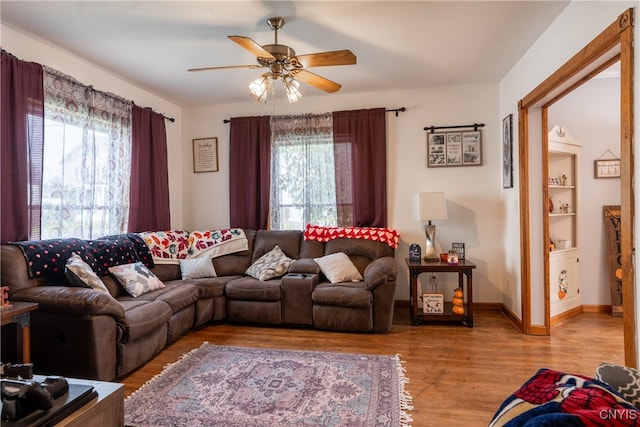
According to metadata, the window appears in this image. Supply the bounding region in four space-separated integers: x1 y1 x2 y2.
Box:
269 113 341 230
39 68 132 240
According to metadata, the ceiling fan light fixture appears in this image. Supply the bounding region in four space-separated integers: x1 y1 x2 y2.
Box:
249 73 271 103
283 76 302 103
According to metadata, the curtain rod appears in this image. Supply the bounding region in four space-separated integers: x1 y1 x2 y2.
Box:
222 107 406 123
423 123 485 133
132 102 175 122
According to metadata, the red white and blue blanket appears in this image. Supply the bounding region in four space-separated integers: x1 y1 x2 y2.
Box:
490 368 640 426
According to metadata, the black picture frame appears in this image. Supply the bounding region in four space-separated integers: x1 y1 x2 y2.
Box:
502 114 513 188
427 130 482 167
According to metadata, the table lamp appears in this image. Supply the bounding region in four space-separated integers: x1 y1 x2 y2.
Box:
414 192 448 261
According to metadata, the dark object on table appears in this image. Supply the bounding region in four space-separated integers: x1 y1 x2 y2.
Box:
1 376 68 421
409 244 421 263
2 363 34 379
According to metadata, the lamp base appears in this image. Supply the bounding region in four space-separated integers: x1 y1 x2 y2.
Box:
424 223 438 261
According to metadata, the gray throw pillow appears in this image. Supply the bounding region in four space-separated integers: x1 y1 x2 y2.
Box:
65 252 110 294
595 362 640 408
245 245 292 281
109 262 165 297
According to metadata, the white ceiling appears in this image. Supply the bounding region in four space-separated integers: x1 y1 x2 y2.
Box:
1 1 570 107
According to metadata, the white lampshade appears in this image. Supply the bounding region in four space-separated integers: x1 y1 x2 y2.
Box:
414 192 448 222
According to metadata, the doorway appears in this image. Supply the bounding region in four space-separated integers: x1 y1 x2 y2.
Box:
518 9 635 366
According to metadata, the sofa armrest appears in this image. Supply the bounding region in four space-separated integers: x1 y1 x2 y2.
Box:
364 257 397 290
11 286 126 320
289 258 321 275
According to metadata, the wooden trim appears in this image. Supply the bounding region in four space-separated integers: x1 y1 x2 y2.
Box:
583 304 613 313
472 302 503 311
501 304 524 332
545 55 621 107
394 300 410 309
518 105 532 334
520 9 632 109
518 9 635 367
529 325 548 336
619 14 636 368
550 305 584 327
542 108 551 336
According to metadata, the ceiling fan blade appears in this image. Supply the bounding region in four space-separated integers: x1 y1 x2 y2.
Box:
291 69 342 93
188 64 264 72
293 50 356 68
228 35 275 60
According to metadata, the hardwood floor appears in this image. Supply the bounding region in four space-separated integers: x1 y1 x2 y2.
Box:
120 309 624 426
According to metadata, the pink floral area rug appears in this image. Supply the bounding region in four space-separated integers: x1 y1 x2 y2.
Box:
124 343 413 427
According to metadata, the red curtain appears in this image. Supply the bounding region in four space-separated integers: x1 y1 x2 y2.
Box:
333 108 387 227
229 116 271 229
1 51 44 243
129 105 170 232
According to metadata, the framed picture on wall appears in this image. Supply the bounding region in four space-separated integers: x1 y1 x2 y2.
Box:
503 114 513 188
594 159 620 178
193 137 219 173
427 130 482 167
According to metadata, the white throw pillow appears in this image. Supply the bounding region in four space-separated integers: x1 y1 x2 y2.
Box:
65 252 110 294
314 252 363 284
109 262 165 297
179 257 217 280
245 245 292 281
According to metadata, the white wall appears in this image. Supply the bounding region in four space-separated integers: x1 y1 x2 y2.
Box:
183 84 505 303
1 25 185 229
549 76 621 306
499 1 638 327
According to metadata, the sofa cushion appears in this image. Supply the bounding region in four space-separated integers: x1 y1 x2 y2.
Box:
314 252 363 284
117 299 172 343
312 282 372 309
119 283 199 314
168 276 237 299
252 230 302 261
595 363 640 408
109 262 165 297
225 276 282 302
65 253 110 294
179 257 216 280
245 245 292 281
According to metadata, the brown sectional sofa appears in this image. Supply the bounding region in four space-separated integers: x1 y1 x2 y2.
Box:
0 229 397 381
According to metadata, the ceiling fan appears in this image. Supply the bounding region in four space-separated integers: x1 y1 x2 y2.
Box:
188 17 356 103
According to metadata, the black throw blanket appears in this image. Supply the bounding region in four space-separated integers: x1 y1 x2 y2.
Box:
10 234 154 282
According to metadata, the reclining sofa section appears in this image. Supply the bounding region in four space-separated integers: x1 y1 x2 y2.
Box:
0 228 397 381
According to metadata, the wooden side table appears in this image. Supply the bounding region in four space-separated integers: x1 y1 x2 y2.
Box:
1 301 39 362
406 258 476 327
